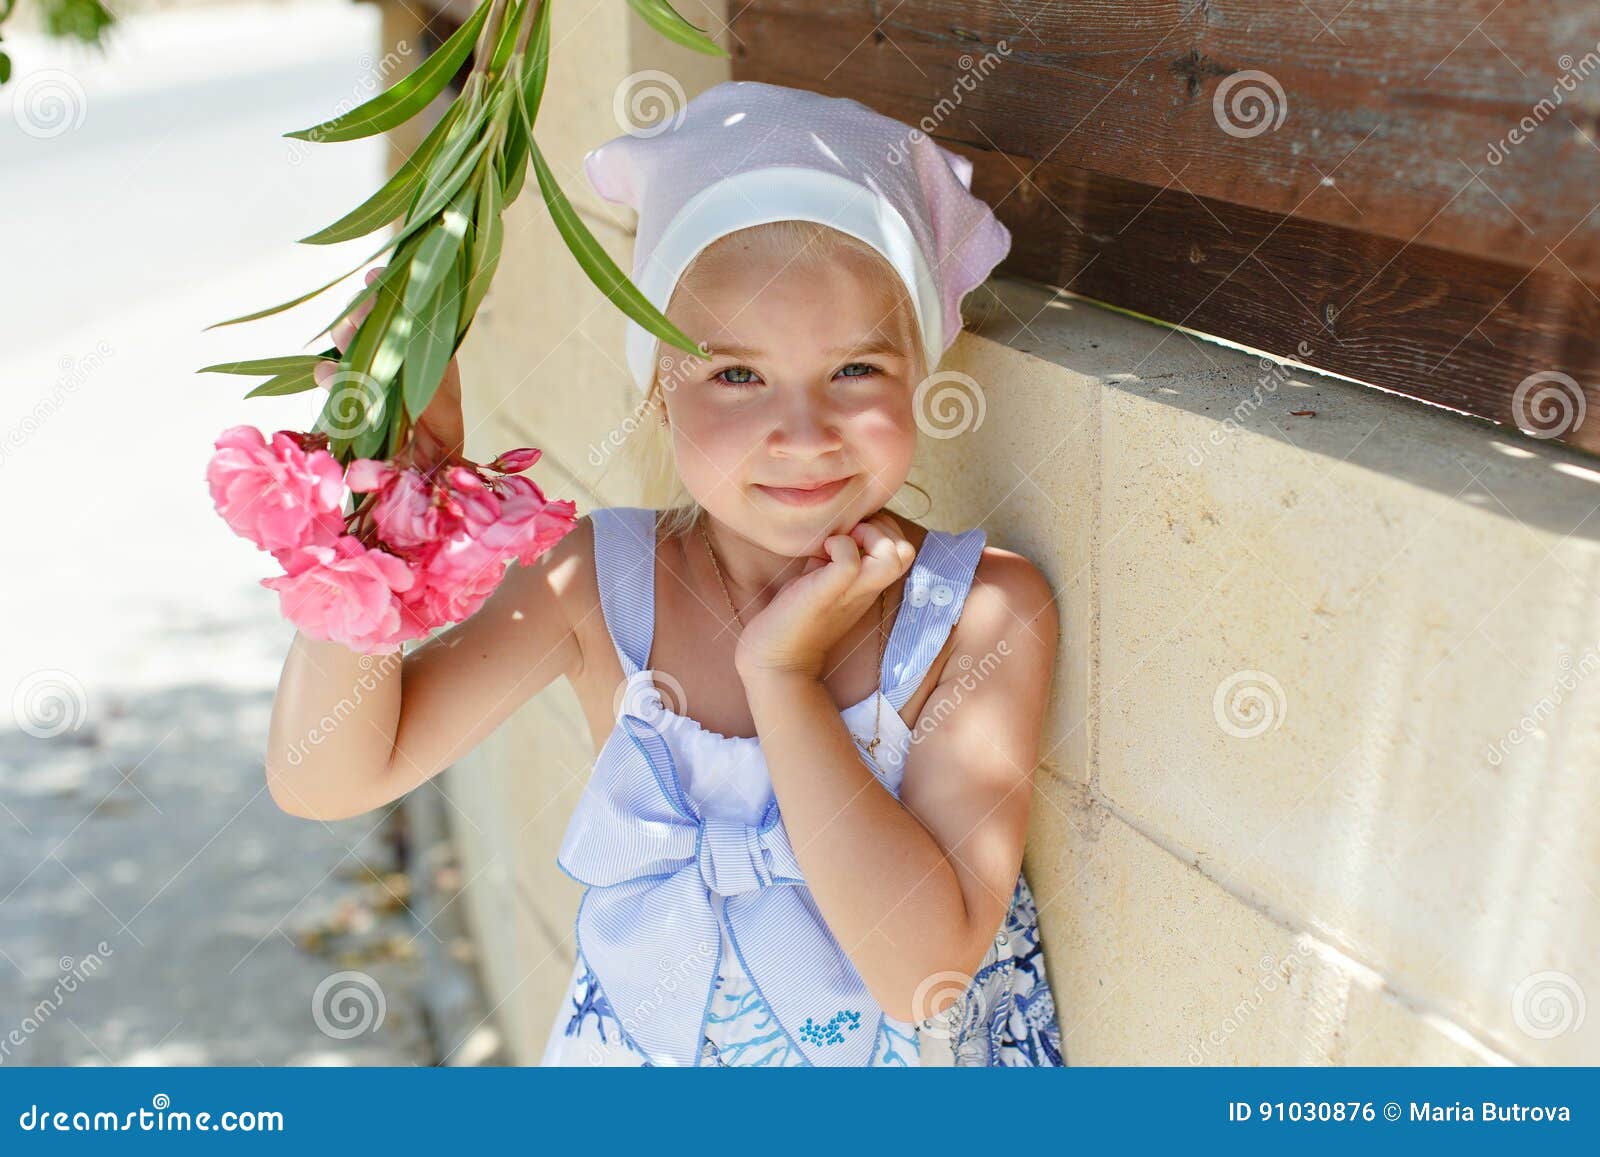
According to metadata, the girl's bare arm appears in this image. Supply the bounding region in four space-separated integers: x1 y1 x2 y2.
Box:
264 523 589 820
261 262 588 820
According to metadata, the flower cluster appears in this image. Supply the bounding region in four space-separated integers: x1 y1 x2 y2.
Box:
207 425 576 653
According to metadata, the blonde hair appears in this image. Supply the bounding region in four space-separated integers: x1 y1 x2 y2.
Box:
597 219 934 543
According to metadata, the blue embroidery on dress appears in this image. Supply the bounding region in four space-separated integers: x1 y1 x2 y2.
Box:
798 1009 862 1047
550 871 1065 1067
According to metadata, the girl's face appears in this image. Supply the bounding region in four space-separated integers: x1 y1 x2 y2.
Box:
657 242 920 558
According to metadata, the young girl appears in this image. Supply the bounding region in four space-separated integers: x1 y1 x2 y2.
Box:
267 81 1062 1067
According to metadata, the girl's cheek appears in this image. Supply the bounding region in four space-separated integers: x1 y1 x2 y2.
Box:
670 415 754 496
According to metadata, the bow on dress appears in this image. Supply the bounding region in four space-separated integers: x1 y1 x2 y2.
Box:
556 712 885 1067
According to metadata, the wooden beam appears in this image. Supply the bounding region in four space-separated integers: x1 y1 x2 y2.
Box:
728 0 1600 455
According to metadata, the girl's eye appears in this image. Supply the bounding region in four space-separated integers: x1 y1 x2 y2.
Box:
709 363 881 387
713 366 760 388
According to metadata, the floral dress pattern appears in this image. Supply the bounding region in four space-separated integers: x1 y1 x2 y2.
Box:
542 869 1062 1067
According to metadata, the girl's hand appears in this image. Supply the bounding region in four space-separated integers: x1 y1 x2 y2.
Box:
733 512 918 682
314 265 466 473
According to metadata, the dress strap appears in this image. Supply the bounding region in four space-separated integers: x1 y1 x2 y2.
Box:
880 525 988 712
590 506 658 679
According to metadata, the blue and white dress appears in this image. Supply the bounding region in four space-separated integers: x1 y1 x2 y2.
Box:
539 506 1063 1067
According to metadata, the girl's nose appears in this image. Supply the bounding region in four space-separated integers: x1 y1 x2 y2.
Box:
769 394 843 456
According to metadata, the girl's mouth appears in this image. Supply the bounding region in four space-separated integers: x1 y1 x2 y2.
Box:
752 475 853 506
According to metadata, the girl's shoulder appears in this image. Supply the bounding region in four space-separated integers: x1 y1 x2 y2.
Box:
884 509 1051 623
549 505 654 559
539 503 670 608
936 523 1059 676
525 506 653 686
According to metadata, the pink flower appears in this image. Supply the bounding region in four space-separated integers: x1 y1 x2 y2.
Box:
208 425 346 554
486 447 541 473
216 424 574 644
345 458 399 493
261 535 421 653
403 538 507 624
481 474 578 565
443 466 501 528
369 467 441 549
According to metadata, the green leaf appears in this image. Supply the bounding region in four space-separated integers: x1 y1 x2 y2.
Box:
285 0 493 143
498 0 551 206
205 233 405 329
527 129 706 360
486 0 525 76
366 261 416 391
399 186 472 419
351 401 388 459
297 100 465 245
462 155 503 321
213 30 499 330
318 264 408 456
243 364 324 398
400 89 500 229
625 0 728 57
521 0 553 120
403 242 466 423
383 365 409 449
198 353 329 376
307 226 431 351
404 184 471 318
406 131 492 234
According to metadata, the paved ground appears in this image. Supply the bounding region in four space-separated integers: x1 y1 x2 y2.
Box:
0 1 456 1066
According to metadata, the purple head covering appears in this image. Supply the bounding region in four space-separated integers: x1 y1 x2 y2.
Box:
581 80 1012 393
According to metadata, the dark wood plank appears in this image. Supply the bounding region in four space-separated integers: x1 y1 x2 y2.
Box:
730 0 1600 282
730 0 1600 455
995 156 1600 455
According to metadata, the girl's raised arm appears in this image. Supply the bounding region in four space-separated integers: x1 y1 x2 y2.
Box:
262 263 586 820
264 522 588 820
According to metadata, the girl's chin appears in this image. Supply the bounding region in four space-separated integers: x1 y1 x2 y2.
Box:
744 504 889 556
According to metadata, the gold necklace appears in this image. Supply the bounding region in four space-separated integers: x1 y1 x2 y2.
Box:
696 517 889 765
